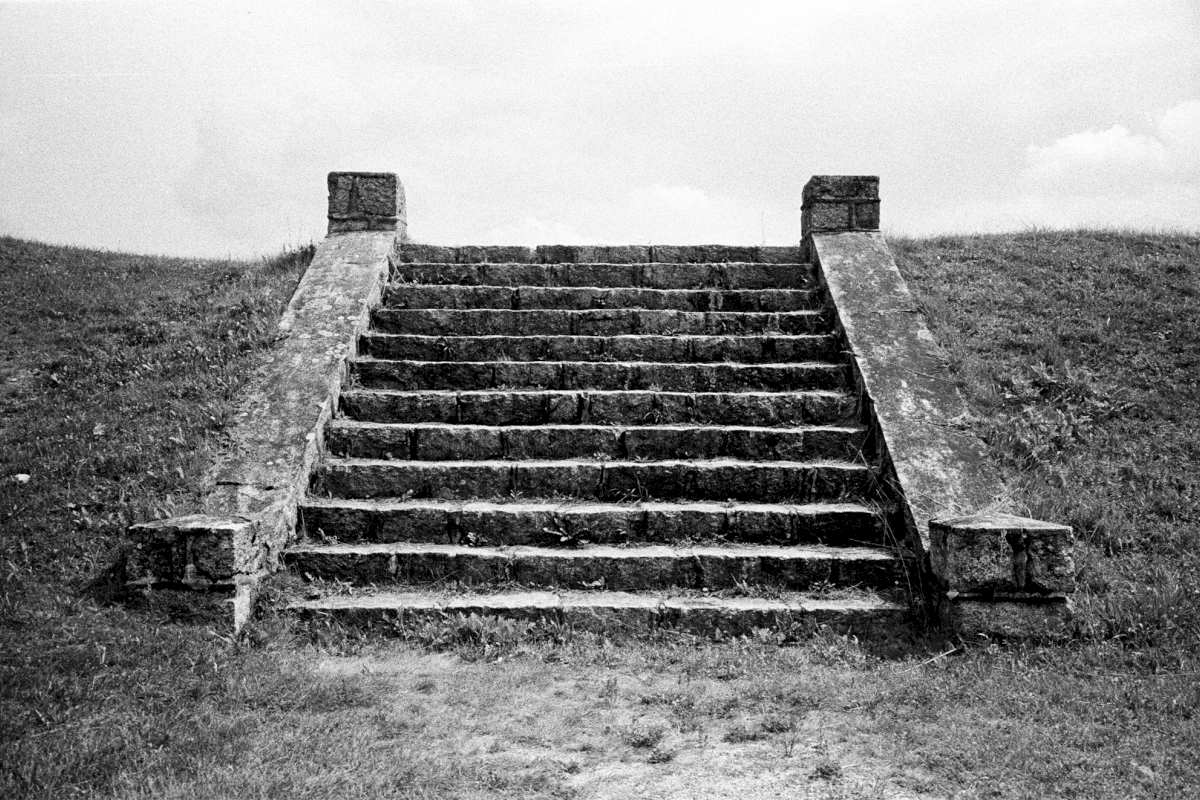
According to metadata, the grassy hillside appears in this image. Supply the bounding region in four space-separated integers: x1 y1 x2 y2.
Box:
1 231 1198 799
891 230 1200 662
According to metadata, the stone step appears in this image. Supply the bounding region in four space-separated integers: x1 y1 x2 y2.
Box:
371 309 829 337
391 262 815 290
351 359 849 392
359 333 840 364
287 589 909 640
340 389 859 427
314 458 875 502
284 542 900 592
394 244 805 264
326 421 865 462
298 498 887 547
384 285 823 312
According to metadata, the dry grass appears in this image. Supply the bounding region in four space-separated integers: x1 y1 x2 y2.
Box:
2 231 1199 799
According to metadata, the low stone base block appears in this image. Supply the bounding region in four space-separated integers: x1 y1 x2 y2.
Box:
939 592 1073 639
126 515 256 589
931 512 1075 594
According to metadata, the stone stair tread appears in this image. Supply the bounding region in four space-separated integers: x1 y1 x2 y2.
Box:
297 497 889 547
340 388 859 430
300 496 879 515
371 308 828 336
383 285 822 312
391 262 815 289
290 589 904 614
343 387 853 398
392 244 803 263
394 261 810 267
327 420 865 435
361 332 835 342
285 586 910 639
324 456 871 469
287 541 895 561
374 309 823 319
359 333 840 361
353 357 844 368
350 359 850 393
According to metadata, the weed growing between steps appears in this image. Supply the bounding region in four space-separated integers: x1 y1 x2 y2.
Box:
2 232 1199 799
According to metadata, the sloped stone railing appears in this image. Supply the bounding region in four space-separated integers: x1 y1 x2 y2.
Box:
125 172 405 631
803 176 1076 637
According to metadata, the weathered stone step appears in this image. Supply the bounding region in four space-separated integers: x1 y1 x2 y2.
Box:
394 244 805 264
351 359 849 392
285 542 900 592
384 285 823 312
314 458 874 502
298 498 887 547
371 308 828 337
392 262 815 290
340 389 859 427
359 333 840 364
326 421 865 462
288 589 909 639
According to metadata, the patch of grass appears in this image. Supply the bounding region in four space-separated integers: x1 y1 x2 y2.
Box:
621 723 666 749
0 237 314 798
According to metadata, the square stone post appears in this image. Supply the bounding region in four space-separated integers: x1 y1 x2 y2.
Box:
327 172 407 238
802 175 880 236
931 512 1076 638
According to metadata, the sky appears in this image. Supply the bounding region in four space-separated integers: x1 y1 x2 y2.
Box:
1 0 1198 258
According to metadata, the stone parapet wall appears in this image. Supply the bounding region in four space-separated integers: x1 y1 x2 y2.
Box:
127 173 405 630
804 175 1076 638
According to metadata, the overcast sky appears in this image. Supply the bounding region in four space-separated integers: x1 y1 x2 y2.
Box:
1 0 1198 257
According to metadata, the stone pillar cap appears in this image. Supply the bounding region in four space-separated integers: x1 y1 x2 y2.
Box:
803 175 879 204
327 172 407 235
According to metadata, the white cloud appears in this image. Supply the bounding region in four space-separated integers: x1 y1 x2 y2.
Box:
1023 99 1200 190
1023 126 1166 189
1158 99 1200 166
1005 99 1200 230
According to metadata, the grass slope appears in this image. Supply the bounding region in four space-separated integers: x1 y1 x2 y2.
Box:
892 230 1200 661
1 231 1198 799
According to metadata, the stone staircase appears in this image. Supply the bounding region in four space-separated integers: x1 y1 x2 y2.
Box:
282 245 912 638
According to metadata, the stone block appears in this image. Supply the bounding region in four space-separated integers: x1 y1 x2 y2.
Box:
395 244 457 263
455 246 535 263
802 175 879 204
126 515 256 588
327 172 406 235
803 203 851 234
651 245 759 263
755 246 804 264
852 200 881 230
535 245 582 263
930 512 1075 594
940 592 1073 639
